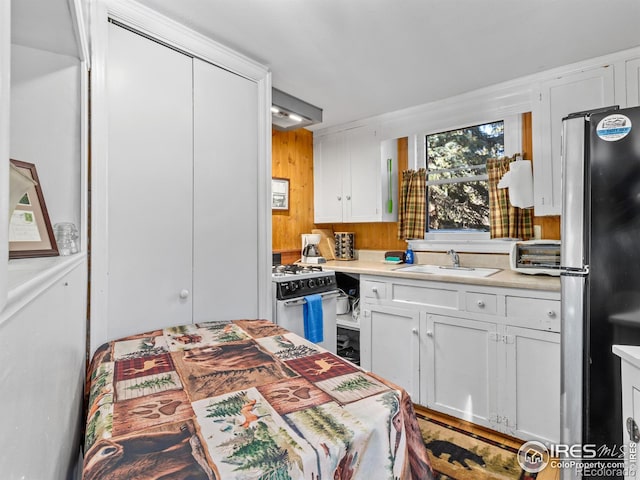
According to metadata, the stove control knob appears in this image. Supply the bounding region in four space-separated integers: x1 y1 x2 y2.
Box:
317 278 325 286
290 281 298 291
308 279 316 288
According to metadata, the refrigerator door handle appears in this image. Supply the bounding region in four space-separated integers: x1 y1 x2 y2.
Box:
561 116 588 270
561 265 590 276
561 274 587 451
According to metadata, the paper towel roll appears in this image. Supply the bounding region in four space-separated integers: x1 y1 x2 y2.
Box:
497 160 533 208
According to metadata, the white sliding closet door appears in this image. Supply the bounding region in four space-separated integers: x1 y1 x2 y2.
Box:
106 23 194 339
192 59 259 321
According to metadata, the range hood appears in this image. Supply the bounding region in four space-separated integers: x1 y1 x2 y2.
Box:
272 88 323 131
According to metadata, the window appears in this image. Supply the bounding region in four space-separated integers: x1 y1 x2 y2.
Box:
426 120 504 237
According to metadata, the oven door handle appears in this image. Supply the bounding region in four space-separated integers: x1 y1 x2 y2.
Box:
282 291 340 307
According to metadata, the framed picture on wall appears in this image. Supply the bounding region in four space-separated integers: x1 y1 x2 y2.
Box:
272 177 289 211
8 159 59 259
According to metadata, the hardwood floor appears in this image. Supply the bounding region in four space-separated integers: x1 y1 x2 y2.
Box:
415 405 560 480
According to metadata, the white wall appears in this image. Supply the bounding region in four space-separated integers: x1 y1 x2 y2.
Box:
10 44 82 232
0 0 10 313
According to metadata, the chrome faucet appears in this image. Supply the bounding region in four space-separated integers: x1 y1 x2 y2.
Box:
447 249 460 268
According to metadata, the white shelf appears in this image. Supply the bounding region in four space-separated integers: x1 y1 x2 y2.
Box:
337 313 360 331
12 0 89 62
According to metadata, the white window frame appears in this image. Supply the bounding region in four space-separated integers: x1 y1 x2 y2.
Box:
408 114 522 253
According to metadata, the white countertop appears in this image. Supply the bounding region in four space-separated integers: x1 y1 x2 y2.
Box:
613 345 640 370
320 251 560 292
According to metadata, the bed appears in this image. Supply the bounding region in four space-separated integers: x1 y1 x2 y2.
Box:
82 319 434 479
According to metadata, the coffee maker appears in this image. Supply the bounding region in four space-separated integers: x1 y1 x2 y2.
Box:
301 234 326 264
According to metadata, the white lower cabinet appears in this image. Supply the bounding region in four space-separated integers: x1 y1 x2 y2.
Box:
422 314 560 441
503 326 560 443
359 274 560 443
360 304 420 400
613 345 640 480
423 314 497 427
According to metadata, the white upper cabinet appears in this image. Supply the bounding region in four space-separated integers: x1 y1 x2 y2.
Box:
626 57 640 107
532 64 615 216
314 125 397 223
313 130 346 223
346 125 384 222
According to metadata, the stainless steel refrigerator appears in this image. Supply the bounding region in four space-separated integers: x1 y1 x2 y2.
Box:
561 105 640 479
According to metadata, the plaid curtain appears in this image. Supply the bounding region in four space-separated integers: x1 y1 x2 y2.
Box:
398 169 427 240
487 156 533 239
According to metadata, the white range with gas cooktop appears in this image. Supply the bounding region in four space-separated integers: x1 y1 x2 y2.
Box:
272 265 338 353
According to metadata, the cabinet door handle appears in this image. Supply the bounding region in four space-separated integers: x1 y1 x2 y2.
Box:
547 310 556 317
426 330 433 337
371 286 378 293
346 195 351 200
179 289 190 299
477 300 485 308
412 328 418 335
337 195 342 201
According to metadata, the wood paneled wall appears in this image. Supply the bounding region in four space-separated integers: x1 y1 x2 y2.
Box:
272 116 560 256
272 128 316 255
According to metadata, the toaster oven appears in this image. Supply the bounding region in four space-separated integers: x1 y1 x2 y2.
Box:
510 240 561 276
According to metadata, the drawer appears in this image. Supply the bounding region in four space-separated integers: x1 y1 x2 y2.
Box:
506 296 561 332
465 292 497 315
362 280 387 299
392 284 459 309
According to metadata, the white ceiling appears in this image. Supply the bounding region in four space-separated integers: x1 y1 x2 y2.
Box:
135 1 640 130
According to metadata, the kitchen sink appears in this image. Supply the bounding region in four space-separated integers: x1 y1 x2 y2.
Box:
394 264 501 278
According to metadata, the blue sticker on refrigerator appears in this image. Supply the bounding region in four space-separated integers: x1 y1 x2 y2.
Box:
596 113 632 141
